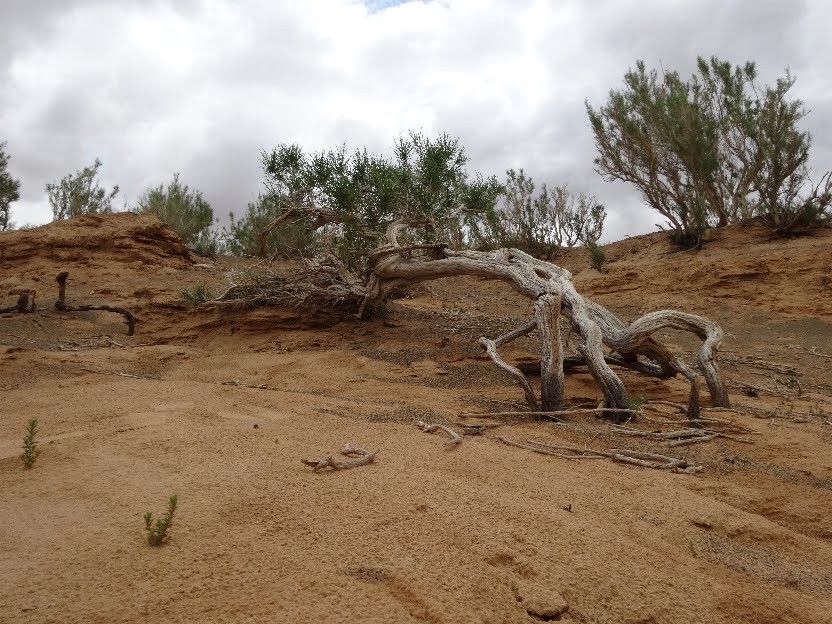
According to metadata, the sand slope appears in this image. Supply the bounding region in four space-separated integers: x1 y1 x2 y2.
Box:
1 214 831 623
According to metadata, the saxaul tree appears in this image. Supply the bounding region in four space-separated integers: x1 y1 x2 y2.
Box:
587 56 831 247
46 158 119 220
212 134 730 420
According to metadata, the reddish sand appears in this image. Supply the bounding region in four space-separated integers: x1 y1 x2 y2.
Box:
1 213 831 623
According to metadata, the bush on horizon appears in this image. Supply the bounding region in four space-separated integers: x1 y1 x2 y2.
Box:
587 56 831 247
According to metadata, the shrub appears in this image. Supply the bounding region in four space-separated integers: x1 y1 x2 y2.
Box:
136 173 215 245
467 169 605 258
180 282 214 305
0 141 21 231
587 56 831 245
587 240 606 271
46 158 119 220
21 418 41 468
144 494 178 546
252 132 500 268
223 193 319 259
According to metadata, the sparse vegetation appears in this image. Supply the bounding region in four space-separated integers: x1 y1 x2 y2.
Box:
587 240 606 271
467 168 606 258
587 56 831 246
135 173 215 247
21 418 41 468
144 494 178 546
0 140 21 231
244 132 500 267
46 158 119 220
181 281 215 305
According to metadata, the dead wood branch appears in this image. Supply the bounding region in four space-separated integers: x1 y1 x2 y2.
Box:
459 407 643 420
301 443 377 471
365 222 730 420
1 289 36 313
722 353 799 376
417 421 463 446
217 219 733 422
494 436 702 473
79 367 159 380
55 272 138 335
494 436 606 459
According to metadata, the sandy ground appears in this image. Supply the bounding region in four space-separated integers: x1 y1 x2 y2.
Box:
1 213 832 624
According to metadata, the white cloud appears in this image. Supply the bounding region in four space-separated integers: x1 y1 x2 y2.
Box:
1 0 829 239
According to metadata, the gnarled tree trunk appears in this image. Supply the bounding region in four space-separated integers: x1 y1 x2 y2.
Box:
359 222 729 419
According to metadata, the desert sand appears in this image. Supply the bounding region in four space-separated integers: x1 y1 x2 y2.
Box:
1 212 831 623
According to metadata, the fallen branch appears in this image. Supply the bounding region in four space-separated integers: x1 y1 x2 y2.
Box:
55 272 138 335
79 367 159 380
494 435 703 473
0 289 36 313
417 420 463 446
301 443 377 472
494 436 605 459
459 407 642 420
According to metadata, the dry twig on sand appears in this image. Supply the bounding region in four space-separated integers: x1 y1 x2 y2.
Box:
416 421 463 446
494 435 703 474
301 443 377 472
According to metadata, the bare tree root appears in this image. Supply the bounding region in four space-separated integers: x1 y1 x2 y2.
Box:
301 443 376 471
611 424 756 446
417 421 463 446
363 222 730 420
0 289 36 313
494 436 703 473
219 220 732 422
55 272 138 335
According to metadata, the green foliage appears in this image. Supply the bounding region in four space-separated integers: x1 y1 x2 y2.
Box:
0 141 21 231
587 240 606 271
180 281 215 305
46 158 119 220
21 418 41 468
587 56 831 246
190 229 222 257
628 394 647 410
136 173 214 245
224 193 319 259
467 169 605 258
144 494 178 546
254 132 500 268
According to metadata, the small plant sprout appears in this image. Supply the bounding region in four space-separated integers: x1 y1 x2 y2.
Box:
21 418 41 468
628 394 647 411
144 494 178 546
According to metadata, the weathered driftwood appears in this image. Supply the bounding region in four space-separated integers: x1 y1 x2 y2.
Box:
301 443 377 472
416 420 463 446
361 222 730 420
55 272 138 335
223 219 731 421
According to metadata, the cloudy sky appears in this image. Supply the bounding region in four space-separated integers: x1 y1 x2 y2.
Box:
1 0 830 240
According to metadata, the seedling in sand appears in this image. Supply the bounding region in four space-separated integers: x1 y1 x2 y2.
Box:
144 494 178 546
21 418 41 468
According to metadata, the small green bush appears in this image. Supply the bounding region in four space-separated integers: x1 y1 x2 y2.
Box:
144 494 178 546
136 173 214 245
180 282 214 305
587 240 606 271
21 418 41 468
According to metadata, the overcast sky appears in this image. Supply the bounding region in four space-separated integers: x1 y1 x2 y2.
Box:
1 0 830 240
